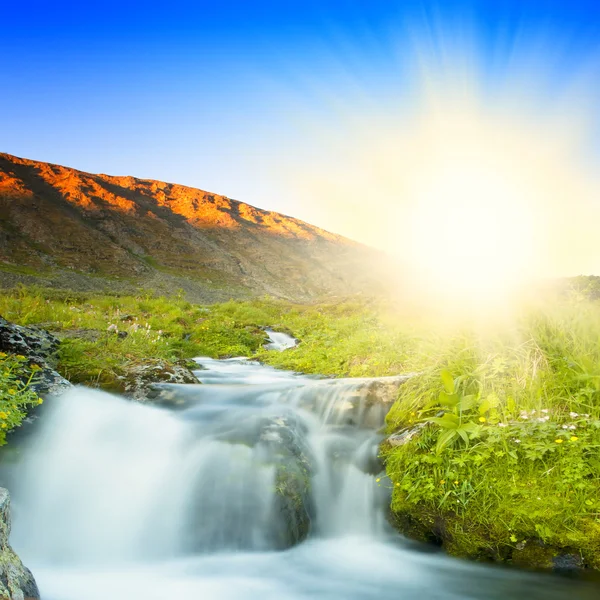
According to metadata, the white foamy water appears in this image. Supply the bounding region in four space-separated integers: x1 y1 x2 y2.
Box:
5 358 599 599
264 328 298 351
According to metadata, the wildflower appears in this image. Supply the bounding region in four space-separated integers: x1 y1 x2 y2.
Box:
513 439 521 444
541 409 549 414
562 425 569 430
0 352 6 358
570 412 579 418
0 412 7 419
37 398 43 405
570 436 578 442
453 480 459 485
498 423 507 428
7 389 16 395
395 482 400 487
440 480 446 485
478 417 486 423
555 439 563 444
531 410 537 415
0 424 6 429
15 355 26 360
30 364 42 371
375 478 381 483
568 425 576 430
583 414 590 418
107 324 118 333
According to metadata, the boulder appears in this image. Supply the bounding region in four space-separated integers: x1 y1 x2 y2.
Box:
0 488 39 600
0 316 71 398
118 359 199 401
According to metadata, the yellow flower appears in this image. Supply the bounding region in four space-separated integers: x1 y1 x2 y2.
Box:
479 417 486 423
375 478 381 483
440 480 446 485
37 398 44 405
7 389 16 395
15 355 26 360
570 436 578 442
395 482 400 487
555 439 563 444
453 480 459 485
0 352 6 358
0 412 7 419
0 424 6 429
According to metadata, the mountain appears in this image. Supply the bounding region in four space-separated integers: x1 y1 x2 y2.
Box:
0 153 388 302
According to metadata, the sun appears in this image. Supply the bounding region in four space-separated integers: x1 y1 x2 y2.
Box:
406 155 537 301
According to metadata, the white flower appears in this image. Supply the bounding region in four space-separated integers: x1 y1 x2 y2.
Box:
513 439 521 444
562 425 569 429
498 423 507 428
537 418 546 423
531 410 537 415
570 412 579 418
541 409 549 414
107 324 118 333
569 425 576 430
583 414 590 418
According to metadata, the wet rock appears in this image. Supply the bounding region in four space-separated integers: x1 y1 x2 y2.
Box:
120 359 199 401
553 553 584 572
257 413 314 548
0 488 39 600
304 375 413 429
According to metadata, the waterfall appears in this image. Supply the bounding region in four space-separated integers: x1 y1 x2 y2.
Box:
9 358 389 567
5 357 598 600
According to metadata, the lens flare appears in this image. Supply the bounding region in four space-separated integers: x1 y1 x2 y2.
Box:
268 14 600 305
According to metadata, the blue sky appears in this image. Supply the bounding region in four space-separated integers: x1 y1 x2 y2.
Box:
2 0 600 258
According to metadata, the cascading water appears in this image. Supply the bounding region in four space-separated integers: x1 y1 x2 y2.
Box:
3 357 599 599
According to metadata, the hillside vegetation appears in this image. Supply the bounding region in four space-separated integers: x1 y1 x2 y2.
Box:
0 153 388 301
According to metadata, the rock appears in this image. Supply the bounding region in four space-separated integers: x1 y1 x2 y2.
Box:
0 316 71 399
121 359 199 401
0 488 39 600
0 316 59 366
54 328 103 343
258 413 315 548
387 423 425 447
553 553 584 572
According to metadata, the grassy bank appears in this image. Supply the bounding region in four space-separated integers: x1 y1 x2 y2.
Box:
1 284 599 568
383 299 600 568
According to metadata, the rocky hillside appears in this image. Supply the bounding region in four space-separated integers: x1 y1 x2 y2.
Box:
0 153 387 302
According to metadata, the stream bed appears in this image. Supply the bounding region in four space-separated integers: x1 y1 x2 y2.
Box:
4 356 600 599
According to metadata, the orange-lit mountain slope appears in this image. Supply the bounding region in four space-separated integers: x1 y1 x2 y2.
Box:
0 153 388 301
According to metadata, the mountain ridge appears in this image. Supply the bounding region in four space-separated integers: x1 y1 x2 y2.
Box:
0 152 386 301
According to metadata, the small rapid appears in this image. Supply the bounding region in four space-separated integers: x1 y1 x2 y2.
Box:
3 357 599 599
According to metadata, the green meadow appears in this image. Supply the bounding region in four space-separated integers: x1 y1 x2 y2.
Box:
1 281 599 566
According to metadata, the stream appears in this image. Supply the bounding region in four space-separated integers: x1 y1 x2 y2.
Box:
3 343 600 599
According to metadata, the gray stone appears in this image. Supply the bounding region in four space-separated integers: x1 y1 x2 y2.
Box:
0 316 59 366
0 489 39 600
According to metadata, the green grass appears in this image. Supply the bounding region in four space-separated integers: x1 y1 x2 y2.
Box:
1 284 600 567
383 299 600 567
